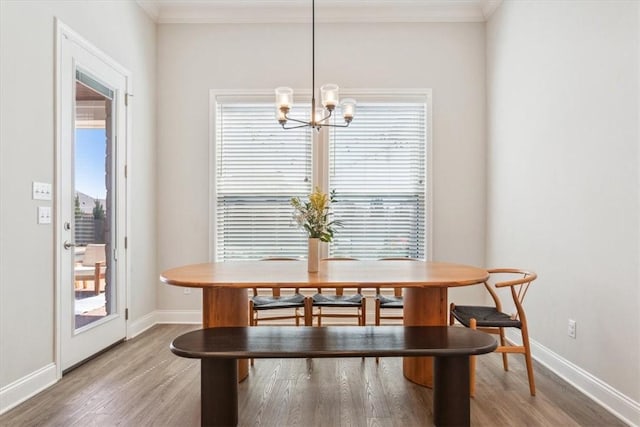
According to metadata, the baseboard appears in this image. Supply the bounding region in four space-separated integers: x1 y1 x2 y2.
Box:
505 330 640 427
128 310 201 338
127 310 157 339
0 363 57 415
153 309 202 325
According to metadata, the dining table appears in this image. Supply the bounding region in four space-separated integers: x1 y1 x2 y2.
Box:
160 259 489 388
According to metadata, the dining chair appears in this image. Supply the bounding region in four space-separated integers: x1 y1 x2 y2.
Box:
449 268 538 396
74 244 106 295
249 257 309 366
374 257 417 362
249 257 307 327
307 257 365 326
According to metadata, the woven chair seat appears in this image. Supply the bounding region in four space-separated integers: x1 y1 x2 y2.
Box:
451 305 522 329
252 293 305 310
376 294 404 309
312 293 363 307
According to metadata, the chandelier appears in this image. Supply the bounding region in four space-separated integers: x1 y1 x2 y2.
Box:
275 0 356 130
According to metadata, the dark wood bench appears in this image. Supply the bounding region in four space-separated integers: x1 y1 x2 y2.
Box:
170 326 497 427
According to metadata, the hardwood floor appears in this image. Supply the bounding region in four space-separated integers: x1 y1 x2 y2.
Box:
0 324 625 427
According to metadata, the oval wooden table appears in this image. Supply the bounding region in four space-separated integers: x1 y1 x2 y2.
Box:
160 259 489 387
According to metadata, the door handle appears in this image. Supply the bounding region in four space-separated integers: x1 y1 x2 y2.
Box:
63 241 76 250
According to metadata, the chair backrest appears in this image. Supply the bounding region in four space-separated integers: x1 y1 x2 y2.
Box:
377 257 418 297
258 257 299 297
486 269 537 322
82 244 106 267
320 257 359 294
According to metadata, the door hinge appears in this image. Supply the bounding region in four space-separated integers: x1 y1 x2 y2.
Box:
124 165 128 178
125 308 129 320
124 236 128 249
125 93 133 106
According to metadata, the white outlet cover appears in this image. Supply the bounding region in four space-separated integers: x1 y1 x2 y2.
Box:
38 206 52 224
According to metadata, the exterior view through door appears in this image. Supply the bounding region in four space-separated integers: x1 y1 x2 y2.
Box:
73 77 112 329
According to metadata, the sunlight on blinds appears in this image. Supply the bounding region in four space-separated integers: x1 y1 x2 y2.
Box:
328 102 427 259
215 102 312 260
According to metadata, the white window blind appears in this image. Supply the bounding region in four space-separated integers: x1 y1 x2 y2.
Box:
215 102 312 260
328 102 427 259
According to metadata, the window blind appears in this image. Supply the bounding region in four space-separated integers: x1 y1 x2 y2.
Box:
328 102 427 259
215 102 312 260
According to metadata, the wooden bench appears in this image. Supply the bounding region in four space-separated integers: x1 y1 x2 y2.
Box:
170 326 497 427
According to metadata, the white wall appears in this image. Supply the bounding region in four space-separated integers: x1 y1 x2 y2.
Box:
156 22 488 309
0 0 157 391
486 0 639 410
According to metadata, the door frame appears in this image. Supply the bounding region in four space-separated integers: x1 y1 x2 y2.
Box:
54 19 131 378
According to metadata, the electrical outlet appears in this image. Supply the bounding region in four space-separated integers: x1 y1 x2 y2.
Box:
568 319 576 338
183 288 191 295
38 206 52 224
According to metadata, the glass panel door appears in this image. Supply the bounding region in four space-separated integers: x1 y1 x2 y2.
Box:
58 23 128 372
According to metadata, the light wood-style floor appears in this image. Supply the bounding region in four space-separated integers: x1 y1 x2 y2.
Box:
0 324 625 427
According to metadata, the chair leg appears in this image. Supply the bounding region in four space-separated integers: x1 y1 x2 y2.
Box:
317 307 322 327
360 298 367 361
304 298 313 326
499 327 509 371
360 298 366 326
449 303 455 325
248 302 255 366
248 301 254 327
521 326 536 396
375 299 381 363
469 318 477 398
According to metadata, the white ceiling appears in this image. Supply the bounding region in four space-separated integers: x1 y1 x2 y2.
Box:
136 0 503 24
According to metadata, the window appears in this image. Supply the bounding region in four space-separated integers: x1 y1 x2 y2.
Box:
328 102 427 259
212 92 430 261
214 101 312 260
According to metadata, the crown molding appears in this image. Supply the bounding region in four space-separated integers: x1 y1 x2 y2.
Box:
136 0 503 24
137 0 160 21
481 0 502 19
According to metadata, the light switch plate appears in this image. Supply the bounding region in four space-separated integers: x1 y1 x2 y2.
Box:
33 182 52 200
38 206 52 224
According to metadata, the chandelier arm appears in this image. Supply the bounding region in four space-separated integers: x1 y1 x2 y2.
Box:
316 109 333 124
281 122 314 130
284 113 313 125
317 121 351 129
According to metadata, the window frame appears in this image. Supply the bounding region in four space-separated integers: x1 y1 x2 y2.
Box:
209 89 433 261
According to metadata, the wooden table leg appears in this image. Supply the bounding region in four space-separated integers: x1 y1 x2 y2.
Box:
402 287 448 387
201 358 238 427
202 288 249 381
433 356 470 427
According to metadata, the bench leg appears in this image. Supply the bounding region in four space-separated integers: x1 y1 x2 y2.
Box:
201 359 238 427
433 356 470 427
